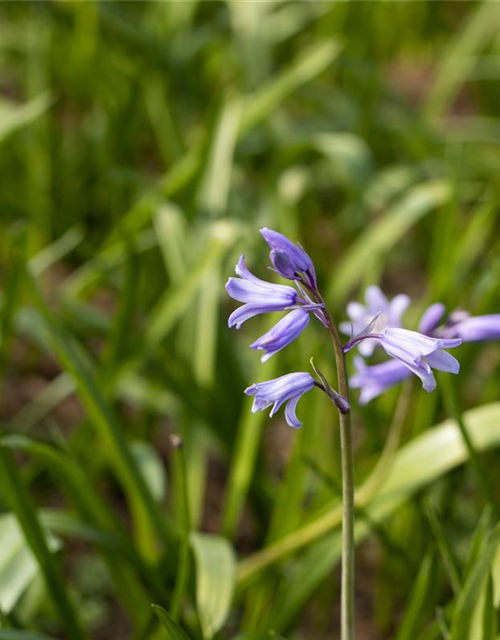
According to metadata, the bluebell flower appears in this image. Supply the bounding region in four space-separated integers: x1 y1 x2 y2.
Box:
250 308 310 362
345 327 461 393
260 228 317 289
226 255 300 329
245 372 316 428
349 303 447 403
378 329 461 393
340 286 410 357
443 312 500 342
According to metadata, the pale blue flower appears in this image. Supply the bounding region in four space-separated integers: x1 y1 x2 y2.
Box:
250 308 310 362
245 372 316 428
340 285 410 356
226 255 300 329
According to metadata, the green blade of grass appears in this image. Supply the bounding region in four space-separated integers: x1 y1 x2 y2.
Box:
152 604 193 640
27 271 172 553
0 441 87 640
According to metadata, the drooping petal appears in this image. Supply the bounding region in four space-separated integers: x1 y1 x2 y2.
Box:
225 277 296 305
250 309 310 362
424 349 460 374
284 394 303 428
226 255 300 329
228 303 289 329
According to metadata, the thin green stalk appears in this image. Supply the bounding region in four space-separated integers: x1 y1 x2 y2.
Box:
170 436 191 621
321 301 355 640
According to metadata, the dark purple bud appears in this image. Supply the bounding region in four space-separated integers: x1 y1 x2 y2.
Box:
260 228 317 288
270 249 300 280
333 393 350 414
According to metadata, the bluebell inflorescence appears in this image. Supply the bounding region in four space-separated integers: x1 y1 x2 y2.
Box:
226 228 495 420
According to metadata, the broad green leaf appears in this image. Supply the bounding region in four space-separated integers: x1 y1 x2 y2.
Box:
190 532 236 639
151 605 192 640
0 513 60 613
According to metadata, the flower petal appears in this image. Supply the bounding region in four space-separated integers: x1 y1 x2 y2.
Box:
229 303 286 329
365 286 388 315
424 349 460 374
419 303 446 335
284 395 303 428
250 309 310 362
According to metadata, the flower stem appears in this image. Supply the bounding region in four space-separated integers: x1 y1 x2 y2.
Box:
320 300 355 640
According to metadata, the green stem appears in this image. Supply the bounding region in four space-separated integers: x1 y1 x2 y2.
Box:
170 436 191 621
321 302 355 640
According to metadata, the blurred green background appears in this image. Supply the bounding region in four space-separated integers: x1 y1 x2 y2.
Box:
1 2 500 639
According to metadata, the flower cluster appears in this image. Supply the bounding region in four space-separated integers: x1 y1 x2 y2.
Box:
226 230 324 427
227 228 495 423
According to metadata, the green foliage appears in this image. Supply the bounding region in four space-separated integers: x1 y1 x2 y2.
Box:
0 2 500 639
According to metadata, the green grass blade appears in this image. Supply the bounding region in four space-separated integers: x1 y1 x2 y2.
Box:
327 179 452 305
395 553 435 640
450 525 500 640
151 605 193 640
0 442 87 640
27 272 172 552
